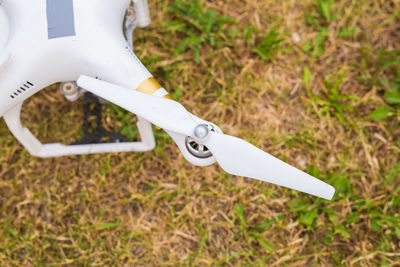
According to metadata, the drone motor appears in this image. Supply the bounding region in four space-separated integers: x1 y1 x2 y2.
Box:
184 124 221 159
185 136 212 159
60 82 82 102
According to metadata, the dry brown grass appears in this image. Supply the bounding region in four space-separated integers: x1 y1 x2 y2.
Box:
0 0 399 266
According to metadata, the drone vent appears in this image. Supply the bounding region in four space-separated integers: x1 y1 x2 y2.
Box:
10 81 35 99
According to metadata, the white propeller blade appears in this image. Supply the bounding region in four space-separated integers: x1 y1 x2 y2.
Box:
77 75 335 200
204 133 335 200
77 76 197 136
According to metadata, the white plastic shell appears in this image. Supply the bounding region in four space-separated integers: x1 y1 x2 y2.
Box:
0 0 156 157
0 4 9 50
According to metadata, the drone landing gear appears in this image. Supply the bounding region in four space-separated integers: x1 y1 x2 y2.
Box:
72 92 129 145
3 92 156 158
125 0 151 49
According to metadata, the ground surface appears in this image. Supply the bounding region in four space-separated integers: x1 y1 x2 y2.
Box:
1 0 399 266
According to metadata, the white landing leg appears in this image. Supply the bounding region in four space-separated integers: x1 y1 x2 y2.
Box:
3 102 155 158
125 0 151 49
134 0 151 28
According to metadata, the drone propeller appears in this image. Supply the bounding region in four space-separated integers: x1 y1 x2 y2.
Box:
77 75 335 200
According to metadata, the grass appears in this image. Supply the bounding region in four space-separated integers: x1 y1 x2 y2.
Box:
1 0 400 265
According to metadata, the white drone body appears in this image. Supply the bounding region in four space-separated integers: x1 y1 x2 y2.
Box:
0 0 335 200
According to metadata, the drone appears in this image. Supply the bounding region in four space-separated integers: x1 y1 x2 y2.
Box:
0 0 335 200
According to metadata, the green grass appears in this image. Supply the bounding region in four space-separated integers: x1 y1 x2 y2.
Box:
0 0 399 265
362 47 400 121
251 28 283 61
165 0 234 63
